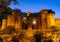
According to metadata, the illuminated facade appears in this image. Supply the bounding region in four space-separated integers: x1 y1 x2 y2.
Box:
0 9 60 42
1 10 60 29
1 9 60 33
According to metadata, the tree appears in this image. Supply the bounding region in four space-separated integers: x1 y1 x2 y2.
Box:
0 0 18 14
0 0 18 6
0 0 18 26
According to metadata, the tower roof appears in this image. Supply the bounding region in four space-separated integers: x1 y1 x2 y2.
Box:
40 9 55 14
48 9 55 14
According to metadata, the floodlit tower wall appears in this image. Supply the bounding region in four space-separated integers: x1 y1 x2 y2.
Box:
13 11 21 31
40 10 48 29
55 18 60 28
15 14 21 30
1 19 7 30
47 13 55 28
7 14 15 26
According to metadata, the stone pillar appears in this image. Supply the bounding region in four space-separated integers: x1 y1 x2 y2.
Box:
1 19 7 30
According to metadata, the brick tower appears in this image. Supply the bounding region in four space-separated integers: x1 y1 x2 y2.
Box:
47 10 55 28
40 10 48 29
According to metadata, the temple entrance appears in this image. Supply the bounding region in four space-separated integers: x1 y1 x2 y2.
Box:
11 37 19 42
34 34 40 42
0 37 3 42
34 34 44 42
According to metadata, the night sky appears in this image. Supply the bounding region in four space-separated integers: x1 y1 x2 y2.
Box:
9 0 60 18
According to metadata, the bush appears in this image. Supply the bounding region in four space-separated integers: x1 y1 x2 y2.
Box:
0 31 3 35
51 26 59 33
11 37 19 42
34 32 44 39
17 32 25 40
3 35 9 40
3 26 16 34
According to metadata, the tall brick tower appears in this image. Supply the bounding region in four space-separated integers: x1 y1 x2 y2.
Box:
39 9 55 30
39 10 48 29
7 14 15 26
14 10 21 31
7 10 21 31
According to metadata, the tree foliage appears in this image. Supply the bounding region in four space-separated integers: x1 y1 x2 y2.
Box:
0 0 18 6
0 0 18 14
0 0 18 25
17 32 25 40
3 26 16 34
11 37 19 42
51 26 60 33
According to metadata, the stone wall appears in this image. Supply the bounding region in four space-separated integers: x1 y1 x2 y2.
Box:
55 18 60 28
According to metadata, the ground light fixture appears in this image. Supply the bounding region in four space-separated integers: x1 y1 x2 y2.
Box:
33 20 36 25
